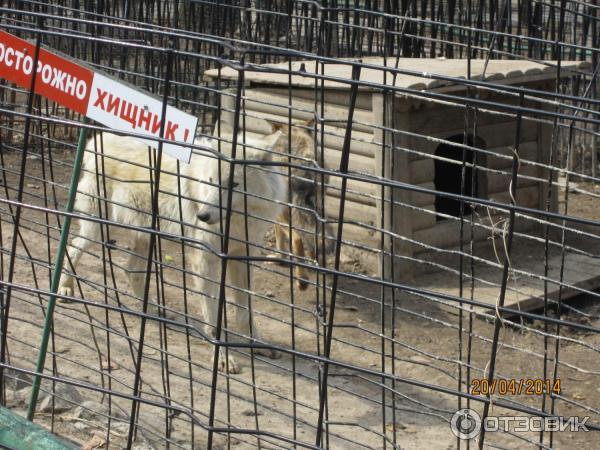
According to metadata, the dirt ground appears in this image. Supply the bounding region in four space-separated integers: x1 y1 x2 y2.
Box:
1 147 600 450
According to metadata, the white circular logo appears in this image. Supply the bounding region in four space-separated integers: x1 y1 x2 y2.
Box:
451 408 482 440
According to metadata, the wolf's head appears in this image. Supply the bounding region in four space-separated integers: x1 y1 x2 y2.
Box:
269 119 315 159
194 124 284 226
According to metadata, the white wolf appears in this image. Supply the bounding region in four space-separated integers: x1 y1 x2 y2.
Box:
58 126 285 373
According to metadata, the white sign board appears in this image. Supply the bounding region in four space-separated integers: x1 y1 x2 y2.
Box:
87 74 197 162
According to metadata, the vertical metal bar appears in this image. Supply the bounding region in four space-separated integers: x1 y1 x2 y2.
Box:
175 156 196 445
125 48 175 448
0 15 43 400
238 58 262 450
206 58 246 450
35 95 59 434
26 117 90 420
457 110 470 450
466 107 479 450
314 63 361 448
541 3 566 446
548 123 575 450
218 62 234 447
462 8 475 449
315 7 328 445
90 133 114 448
592 3 598 181
380 18 389 450
283 5 298 447
477 93 524 449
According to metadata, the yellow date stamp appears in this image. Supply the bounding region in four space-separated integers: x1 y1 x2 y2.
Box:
471 378 561 396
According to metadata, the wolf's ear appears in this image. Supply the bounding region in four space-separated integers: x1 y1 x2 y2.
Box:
296 118 316 128
213 120 233 137
262 130 283 152
267 120 289 134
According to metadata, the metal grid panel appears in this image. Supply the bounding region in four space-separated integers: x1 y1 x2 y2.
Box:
0 1 599 449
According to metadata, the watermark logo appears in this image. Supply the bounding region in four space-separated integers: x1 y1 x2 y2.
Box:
450 409 589 439
451 408 482 440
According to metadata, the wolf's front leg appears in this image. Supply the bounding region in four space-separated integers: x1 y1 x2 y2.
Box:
193 249 241 374
58 218 101 301
229 259 280 360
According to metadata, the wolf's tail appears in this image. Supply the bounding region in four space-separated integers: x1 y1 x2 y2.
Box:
289 177 336 256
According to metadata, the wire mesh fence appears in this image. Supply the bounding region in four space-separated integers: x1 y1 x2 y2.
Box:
0 1 599 449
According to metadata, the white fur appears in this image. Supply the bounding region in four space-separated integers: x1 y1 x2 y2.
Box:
58 129 286 373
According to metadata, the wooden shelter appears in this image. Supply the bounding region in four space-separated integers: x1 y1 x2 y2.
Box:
205 58 590 302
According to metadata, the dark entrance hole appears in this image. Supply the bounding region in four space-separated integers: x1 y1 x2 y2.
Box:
434 134 483 221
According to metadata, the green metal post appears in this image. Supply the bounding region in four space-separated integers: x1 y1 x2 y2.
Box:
26 119 89 420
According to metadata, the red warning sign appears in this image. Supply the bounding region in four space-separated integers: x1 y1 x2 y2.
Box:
0 30 93 115
0 30 197 162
